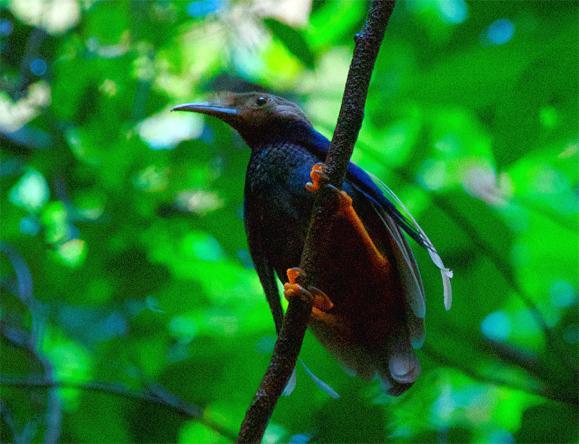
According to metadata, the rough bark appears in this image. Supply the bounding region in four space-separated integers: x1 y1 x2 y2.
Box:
237 2 397 442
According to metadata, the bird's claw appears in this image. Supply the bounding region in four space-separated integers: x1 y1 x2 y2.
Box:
306 163 330 192
284 267 334 312
305 163 352 211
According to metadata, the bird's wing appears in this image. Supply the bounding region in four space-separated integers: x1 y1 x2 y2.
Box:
350 166 452 311
301 128 452 310
370 197 426 348
243 195 284 334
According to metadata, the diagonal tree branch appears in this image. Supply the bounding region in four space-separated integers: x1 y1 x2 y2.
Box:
237 1 397 442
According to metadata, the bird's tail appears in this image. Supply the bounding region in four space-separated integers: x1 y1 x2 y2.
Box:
377 324 421 396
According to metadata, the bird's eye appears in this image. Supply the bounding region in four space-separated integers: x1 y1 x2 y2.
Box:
255 96 268 106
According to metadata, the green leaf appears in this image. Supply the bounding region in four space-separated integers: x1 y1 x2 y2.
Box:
263 18 315 69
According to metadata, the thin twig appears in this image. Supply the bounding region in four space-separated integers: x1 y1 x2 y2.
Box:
423 346 577 407
416 183 576 373
514 195 578 235
0 244 62 444
0 376 238 442
237 1 397 442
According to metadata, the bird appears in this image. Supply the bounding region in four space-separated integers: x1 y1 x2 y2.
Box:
173 92 452 395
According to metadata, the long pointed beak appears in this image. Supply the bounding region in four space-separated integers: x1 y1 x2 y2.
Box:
171 102 239 120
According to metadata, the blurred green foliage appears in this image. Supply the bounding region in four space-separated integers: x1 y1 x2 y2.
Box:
1 0 577 443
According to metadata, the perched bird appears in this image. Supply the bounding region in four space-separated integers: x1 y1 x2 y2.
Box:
173 92 452 395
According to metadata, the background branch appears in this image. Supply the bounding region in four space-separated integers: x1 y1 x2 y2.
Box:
0 376 237 442
237 1 397 442
0 244 62 444
0 244 236 442
422 347 577 407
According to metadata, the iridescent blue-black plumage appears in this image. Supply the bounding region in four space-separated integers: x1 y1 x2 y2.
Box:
173 92 451 394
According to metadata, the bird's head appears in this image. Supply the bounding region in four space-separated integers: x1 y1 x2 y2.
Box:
172 92 312 148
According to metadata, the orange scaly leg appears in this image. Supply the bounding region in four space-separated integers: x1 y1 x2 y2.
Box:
306 162 388 269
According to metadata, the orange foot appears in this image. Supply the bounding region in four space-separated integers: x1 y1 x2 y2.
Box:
305 163 353 212
283 267 334 313
305 163 329 192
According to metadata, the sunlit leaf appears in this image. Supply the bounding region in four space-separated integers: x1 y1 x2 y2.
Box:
263 18 315 69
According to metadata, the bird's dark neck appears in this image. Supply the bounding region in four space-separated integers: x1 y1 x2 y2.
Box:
240 120 330 154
